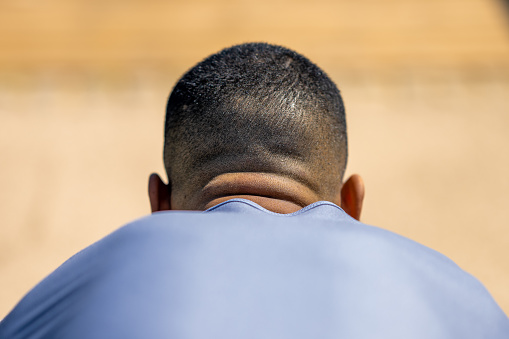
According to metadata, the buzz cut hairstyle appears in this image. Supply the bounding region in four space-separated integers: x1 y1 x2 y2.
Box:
164 42 347 200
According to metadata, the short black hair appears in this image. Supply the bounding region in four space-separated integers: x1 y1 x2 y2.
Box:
164 43 347 200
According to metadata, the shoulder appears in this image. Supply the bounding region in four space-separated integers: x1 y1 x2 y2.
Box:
1 203 507 338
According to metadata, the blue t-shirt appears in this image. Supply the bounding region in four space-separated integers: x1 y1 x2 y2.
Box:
1 199 507 338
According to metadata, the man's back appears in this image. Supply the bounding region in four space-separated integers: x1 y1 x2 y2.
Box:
1 199 506 338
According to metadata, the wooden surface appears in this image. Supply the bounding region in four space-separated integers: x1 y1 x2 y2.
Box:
1 0 508 318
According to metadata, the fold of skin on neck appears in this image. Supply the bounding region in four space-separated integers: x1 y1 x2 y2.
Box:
184 172 324 214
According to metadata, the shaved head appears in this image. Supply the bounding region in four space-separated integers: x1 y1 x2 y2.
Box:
164 43 347 206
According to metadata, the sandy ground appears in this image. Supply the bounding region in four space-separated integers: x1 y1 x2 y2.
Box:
1 0 508 318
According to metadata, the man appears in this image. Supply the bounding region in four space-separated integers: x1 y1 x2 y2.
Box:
1 43 507 338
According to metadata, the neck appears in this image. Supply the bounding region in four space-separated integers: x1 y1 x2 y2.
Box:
179 172 321 214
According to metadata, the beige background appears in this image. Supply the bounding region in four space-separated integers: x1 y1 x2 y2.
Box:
1 0 508 317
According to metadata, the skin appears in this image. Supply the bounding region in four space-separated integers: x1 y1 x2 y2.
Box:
148 171 365 220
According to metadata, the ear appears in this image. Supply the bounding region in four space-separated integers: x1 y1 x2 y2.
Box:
340 174 365 221
148 173 171 212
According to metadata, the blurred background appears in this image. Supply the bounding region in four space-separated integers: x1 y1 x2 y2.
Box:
1 0 508 317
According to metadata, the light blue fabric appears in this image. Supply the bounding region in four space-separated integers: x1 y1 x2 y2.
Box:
1 199 508 338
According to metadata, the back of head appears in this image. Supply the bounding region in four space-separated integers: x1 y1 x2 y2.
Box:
164 43 347 208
